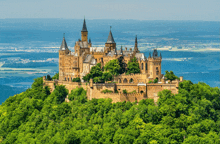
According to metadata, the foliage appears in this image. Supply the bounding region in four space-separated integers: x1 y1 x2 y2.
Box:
102 72 113 82
46 74 52 80
148 80 153 83
68 87 87 103
153 78 158 83
101 89 113 94
129 90 137 94
104 59 121 76
52 73 59 80
164 70 179 81
123 89 128 94
72 77 81 82
126 57 140 75
0 78 220 143
83 63 103 82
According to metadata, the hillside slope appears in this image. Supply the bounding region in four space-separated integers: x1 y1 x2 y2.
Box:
0 77 219 143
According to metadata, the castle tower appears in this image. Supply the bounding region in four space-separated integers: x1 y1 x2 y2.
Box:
81 18 88 42
148 49 162 81
134 35 140 53
105 27 116 52
59 34 70 81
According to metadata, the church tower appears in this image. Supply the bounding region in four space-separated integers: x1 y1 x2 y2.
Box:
105 27 116 52
148 49 162 81
59 34 70 81
81 18 88 42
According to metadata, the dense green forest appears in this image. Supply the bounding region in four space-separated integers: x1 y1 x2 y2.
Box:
0 77 220 143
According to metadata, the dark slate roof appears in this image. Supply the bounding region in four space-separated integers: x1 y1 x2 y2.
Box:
82 18 87 32
135 35 137 44
153 49 159 58
84 54 93 63
119 46 123 55
106 30 115 43
60 37 68 50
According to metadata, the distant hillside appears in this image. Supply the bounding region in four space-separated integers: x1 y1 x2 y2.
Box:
0 77 219 143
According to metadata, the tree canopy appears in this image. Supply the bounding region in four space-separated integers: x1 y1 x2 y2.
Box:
0 77 219 143
126 57 140 75
104 59 121 76
164 70 179 81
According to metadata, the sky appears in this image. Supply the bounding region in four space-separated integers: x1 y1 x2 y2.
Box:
0 0 219 21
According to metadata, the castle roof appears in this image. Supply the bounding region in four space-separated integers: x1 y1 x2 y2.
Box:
106 30 115 43
60 36 68 50
82 18 87 32
84 54 93 63
77 41 89 48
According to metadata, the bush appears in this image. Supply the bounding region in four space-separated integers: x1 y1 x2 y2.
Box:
101 89 113 94
52 73 59 80
123 89 128 94
129 90 137 94
68 87 87 103
46 75 52 80
148 80 153 83
153 78 158 83
72 77 81 82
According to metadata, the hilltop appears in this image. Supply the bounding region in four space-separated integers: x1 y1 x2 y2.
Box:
0 76 219 143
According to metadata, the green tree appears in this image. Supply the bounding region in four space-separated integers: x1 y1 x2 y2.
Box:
104 59 121 76
126 57 140 75
102 72 113 82
164 70 179 81
46 74 52 80
72 77 81 82
52 73 59 80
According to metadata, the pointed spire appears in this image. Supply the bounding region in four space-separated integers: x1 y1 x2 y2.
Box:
120 45 123 55
60 33 68 50
89 38 91 43
82 17 87 32
114 46 117 55
106 26 115 43
135 35 137 44
149 52 151 58
160 52 162 58
134 35 139 53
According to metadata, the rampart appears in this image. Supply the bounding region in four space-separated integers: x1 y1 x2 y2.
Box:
43 76 182 103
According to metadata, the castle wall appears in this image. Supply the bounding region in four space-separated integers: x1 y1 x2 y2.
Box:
146 84 178 102
43 78 179 103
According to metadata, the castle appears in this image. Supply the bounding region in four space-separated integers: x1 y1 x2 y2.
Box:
43 18 183 102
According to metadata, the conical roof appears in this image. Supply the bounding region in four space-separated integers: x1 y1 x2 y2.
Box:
60 36 68 50
119 46 123 55
82 18 87 32
106 30 115 43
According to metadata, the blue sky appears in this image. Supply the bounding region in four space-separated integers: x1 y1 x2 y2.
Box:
0 0 219 21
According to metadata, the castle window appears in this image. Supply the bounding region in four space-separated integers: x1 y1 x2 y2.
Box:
145 63 147 70
123 78 128 83
141 63 144 70
65 77 66 81
129 78 134 83
68 78 69 81
118 78 121 83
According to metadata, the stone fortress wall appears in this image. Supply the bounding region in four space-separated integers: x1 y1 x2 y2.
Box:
43 75 183 103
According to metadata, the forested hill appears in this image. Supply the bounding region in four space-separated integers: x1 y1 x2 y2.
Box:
0 77 219 143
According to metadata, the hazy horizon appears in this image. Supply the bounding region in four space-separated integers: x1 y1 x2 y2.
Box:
0 0 219 21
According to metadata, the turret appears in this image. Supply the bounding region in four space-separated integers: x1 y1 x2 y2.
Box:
59 33 69 54
119 46 123 55
134 35 140 53
81 17 88 42
105 26 116 51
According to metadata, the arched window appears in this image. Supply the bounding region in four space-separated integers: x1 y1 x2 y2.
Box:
145 63 147 70
65 77 66 81
118 78 121 83
129 78 133 83
68 78 69 81
123 78 128 83
141 63 144 70
140 91 144 94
